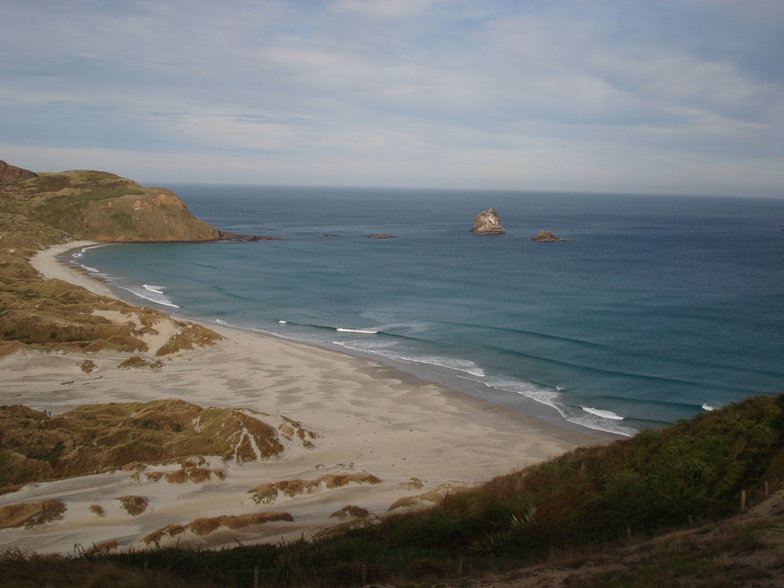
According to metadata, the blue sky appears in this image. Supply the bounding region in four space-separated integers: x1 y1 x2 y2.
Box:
1 0 782 196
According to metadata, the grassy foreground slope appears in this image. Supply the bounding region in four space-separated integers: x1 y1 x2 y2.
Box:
0 161 222 356
2 394 783 587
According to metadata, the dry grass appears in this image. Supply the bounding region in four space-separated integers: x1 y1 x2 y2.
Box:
0 399 294 491
0 499 66 529
155 323 224 356
143 524 187 545
85 540 119 555
118 356 148 369
77 359 96 373
330 505 370 520
143 512 294 544
250 473 382 504
144 467 226 484
388 484 467 511
117 495 148 516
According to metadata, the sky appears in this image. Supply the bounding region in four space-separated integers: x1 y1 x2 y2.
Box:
1 0 783 197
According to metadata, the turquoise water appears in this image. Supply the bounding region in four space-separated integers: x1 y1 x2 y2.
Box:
72 186 784 436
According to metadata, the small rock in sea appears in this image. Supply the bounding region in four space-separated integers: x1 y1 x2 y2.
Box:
470 208 506 235
367 234 397 238
530 230 566 242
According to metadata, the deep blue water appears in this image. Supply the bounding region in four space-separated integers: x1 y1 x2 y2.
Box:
71 186 784 436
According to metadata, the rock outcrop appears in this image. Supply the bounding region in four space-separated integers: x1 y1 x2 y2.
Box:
0 160 37 183
530 230 566 242
470 208 506 235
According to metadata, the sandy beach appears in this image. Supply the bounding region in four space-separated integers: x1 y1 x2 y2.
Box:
0 242 608 554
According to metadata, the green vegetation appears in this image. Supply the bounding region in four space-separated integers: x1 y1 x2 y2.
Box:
3 394 783 586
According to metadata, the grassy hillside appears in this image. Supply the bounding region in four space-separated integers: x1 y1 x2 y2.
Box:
0 167 220 242
2 394 781 587
0 162 223 356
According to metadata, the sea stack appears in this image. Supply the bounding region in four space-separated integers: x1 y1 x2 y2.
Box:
470 208 506 235
530 230 566 242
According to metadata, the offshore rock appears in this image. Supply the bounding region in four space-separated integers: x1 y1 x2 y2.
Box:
470 208 506 235
530 230 566 242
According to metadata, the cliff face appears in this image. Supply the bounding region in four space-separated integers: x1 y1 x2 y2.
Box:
0 169 220 242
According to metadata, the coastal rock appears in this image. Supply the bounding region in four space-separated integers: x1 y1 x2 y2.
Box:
0 160 37 182
530 230 566 242
470 208 506 235
218 231 275 242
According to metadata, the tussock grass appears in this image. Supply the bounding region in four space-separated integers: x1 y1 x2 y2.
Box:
329 505 370 520
143 512 294 544
117 496 148 516
0 499 66 529
0 400 295 491
249 473 382 504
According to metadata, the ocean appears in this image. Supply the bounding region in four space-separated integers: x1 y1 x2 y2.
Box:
69 186 784 437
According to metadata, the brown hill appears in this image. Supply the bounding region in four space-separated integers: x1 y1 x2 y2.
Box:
0 168 219 242
0 162 224 356
0 160 37 183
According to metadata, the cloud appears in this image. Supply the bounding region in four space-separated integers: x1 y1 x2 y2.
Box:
0 0 782 196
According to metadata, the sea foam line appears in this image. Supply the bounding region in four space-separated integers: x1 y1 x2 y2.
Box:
331 341 486 378
581 406 624 420
336 327 378 334
119 286 180 308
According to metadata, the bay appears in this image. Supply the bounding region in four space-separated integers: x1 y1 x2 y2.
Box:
72 186 784 436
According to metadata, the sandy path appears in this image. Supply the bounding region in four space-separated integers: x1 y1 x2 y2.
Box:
0 242 608 554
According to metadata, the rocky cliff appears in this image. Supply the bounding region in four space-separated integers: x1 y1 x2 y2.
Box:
470 208 506 235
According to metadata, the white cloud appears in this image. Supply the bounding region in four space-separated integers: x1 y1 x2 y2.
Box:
0 0 782 196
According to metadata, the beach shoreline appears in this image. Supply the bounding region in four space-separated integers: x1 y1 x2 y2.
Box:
0 240 612 554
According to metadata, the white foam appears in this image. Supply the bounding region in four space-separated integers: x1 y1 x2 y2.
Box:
119 286 179 308
336 327 378 334
567 414 637 437
702 403 716 411
581 406 624 420
279 320 287 324
72 244 108 258
143 284 165 294
216 319 230 325
484 376 565 415
331 341 485 378
80 265 99 273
